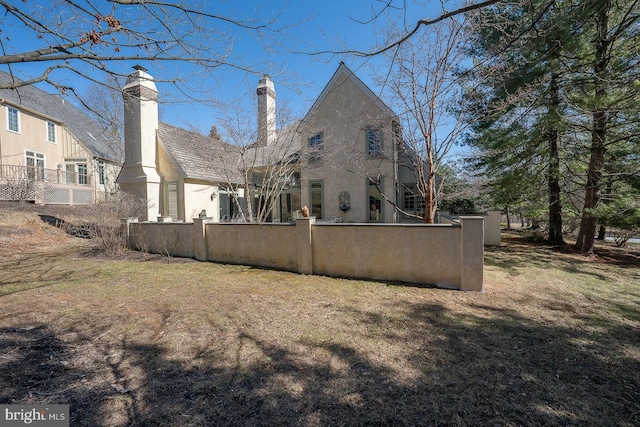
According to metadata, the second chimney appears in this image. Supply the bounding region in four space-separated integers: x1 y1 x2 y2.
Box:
257 75 276 146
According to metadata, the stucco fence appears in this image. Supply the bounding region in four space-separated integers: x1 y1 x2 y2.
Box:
122 215 495 291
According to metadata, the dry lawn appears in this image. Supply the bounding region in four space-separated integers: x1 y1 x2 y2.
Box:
0 201 639 426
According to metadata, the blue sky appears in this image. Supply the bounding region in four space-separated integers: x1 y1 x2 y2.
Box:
155 0 447 134
1 1 462 140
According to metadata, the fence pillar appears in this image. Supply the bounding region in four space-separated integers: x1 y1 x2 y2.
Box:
296 217 315 274
33 181 45 205
485 210 502 246
193 218 207 261
460 217 484 292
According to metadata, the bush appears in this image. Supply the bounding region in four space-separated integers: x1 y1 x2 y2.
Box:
73 192 146 255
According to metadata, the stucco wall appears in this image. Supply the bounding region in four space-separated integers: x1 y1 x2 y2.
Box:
125 216 484 291
205 223 298 271
129 222 194 258
184 182 218 222
1 104 120 202
1 104 65 168
311 224 461 287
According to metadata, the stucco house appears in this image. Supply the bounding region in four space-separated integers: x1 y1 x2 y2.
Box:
119 63 423 223
0 71 122 204
300 63 409 223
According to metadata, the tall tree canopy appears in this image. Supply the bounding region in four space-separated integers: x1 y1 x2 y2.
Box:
464 0 640 252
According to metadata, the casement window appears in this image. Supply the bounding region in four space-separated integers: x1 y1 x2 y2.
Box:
77 164 88 185
403 189 415 211
7 107 20 133
47 121 56 143
97 161 105 185
65 164 75 184
368 176 383 222
25 150 45 180
366 127 383 157
308 132 324 150
309 180 324 219
307 133 324 163
279 172 301 222
65 161 88 185
403 187 425 215
165 181 178 220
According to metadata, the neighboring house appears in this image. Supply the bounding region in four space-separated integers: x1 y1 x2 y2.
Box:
119 63 422 222
0 71 122 204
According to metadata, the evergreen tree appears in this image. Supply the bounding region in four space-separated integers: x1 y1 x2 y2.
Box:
573 0 640 253
464 0 582 244
465 0 640 251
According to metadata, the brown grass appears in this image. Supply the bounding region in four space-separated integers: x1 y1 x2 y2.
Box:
0 201 639 426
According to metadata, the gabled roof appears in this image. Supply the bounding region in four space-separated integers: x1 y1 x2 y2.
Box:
157 122 243 184
302 62 396 124
0 71 122 163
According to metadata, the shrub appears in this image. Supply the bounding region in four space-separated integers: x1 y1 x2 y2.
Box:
73 192 146 255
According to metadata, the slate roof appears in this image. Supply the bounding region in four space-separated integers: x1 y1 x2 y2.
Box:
0 71 123 163
157 122 243 184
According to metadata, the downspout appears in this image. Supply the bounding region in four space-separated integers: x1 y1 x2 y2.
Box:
0 100 4 172
93 156 98 203
393 119 399 223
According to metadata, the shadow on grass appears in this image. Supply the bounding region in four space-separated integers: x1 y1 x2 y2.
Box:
486 235 640 280
0 326 108 426
0 249 97 297
485 244 611 283
1 299 638 426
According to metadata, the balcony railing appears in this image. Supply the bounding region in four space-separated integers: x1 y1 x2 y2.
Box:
0 164 89 186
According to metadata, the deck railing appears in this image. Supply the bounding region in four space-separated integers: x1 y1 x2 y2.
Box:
0 164 88 186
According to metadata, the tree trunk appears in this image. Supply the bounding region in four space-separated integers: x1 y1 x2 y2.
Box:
548 73 565 245
597 179 613 240
423 146 436 224
575 0 610 254
505 205 511 229
423 176 436 223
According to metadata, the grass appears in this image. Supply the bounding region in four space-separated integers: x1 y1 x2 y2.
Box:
0 202 639 426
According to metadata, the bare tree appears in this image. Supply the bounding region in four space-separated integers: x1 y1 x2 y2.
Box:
376 15 471 223
214 98 302 223
84 75 125 142
0 0 508 110
293 0 501 59
0 0 290 102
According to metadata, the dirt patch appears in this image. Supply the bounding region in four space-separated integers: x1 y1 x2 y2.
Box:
0 204 78 253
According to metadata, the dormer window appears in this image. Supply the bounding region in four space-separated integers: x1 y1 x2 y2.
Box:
7 107 19 133
47 121 56 143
